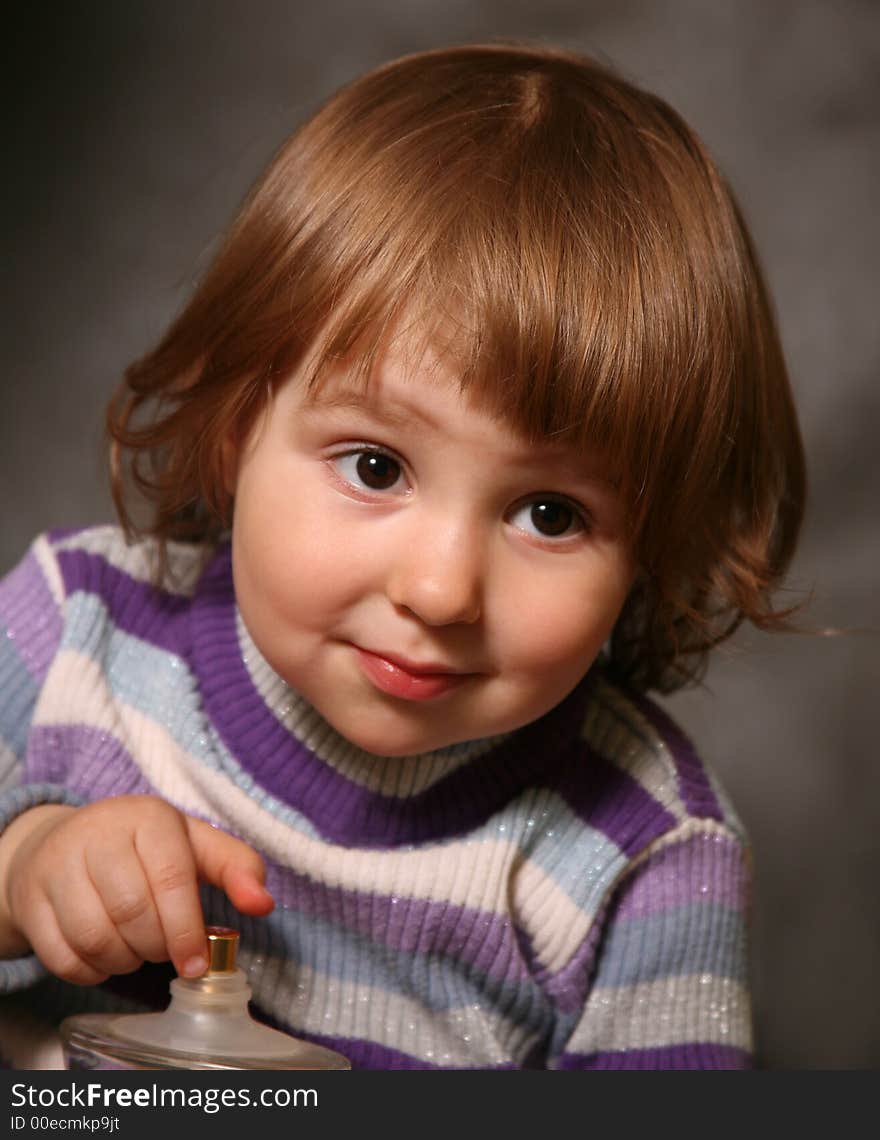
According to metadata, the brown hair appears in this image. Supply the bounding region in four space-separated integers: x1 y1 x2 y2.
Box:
107 41 806 692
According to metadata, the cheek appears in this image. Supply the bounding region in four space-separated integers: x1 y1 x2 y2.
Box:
508 605 606 674
496 561 632 677
232 477 362 624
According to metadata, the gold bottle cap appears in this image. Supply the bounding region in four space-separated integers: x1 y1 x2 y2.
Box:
205 926 239 973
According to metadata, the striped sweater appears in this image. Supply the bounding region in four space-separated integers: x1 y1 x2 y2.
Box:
0 526 753 1069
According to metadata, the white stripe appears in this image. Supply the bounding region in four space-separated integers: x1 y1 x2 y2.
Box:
583 678 687 820
33 534 65 608
513 857 598 971
565 973 752 1055
53 526 205 596
623 816 742 875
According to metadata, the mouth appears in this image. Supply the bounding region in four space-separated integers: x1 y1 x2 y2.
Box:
353 646 475 702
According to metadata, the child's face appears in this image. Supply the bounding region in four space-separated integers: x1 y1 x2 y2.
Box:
224 336 636 757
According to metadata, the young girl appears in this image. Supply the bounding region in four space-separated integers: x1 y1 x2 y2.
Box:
0 42 805 1070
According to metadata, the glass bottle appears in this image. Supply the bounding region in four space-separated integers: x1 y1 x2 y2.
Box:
59 926 350 1070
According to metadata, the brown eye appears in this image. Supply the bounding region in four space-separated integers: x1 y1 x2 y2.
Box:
508 496 587 542
354 451 401 490
530 500 575 536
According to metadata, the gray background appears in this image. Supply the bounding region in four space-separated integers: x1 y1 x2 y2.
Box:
2 1 877 1069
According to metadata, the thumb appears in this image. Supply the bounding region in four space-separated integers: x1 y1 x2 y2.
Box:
185 817 275 917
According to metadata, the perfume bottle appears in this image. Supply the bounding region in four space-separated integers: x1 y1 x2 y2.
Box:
59 926 350 1070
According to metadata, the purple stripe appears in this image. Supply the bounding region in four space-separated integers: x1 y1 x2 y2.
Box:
557 747 679 856
56 549 191 657
284 1032 440 1070
262 864 533 985
623 686 725 821
557 1043 751 1069
0 547 63 682
613 829 748 920
26 723 152 799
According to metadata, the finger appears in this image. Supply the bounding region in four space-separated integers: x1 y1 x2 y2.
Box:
84 841 167 963
45 870 143 979
133 811 208 979
185 818 275 916
26 891 117 986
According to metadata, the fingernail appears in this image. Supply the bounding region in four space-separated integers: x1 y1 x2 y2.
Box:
181 955 207 978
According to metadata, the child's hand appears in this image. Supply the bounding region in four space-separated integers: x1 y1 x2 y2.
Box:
0 795 274 984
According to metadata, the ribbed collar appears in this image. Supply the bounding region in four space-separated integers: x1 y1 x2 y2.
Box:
190 541 594 849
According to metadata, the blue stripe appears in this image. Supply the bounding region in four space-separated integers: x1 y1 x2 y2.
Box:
591 902 747 987
509 790 627 910
0 633 41 758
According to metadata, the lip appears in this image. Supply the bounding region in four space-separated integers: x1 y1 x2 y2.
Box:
354 646 474 702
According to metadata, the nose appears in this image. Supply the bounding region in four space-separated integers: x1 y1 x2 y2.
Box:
385 518 484 627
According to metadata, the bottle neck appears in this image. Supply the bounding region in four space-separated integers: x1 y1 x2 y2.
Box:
168 967 253 1016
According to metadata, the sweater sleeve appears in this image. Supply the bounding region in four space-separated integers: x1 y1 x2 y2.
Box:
0 535 85 992
552 820 754 1069
0 536 65 775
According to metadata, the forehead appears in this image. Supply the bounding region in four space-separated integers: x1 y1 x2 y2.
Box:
306 331 514 435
